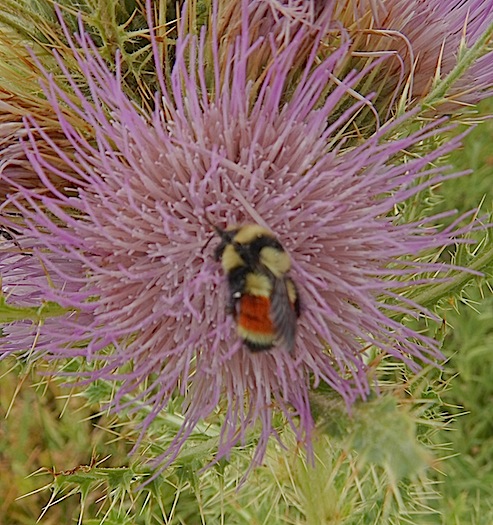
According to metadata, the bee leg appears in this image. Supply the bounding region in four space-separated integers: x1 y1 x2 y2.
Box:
226 291 242 319
226 267 247 320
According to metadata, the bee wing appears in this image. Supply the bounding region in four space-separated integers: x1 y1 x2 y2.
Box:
270 277 297 353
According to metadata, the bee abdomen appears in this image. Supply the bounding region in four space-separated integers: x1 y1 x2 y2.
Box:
237 294 276 350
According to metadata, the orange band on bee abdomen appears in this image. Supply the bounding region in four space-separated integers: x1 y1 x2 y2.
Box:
238 294 275 335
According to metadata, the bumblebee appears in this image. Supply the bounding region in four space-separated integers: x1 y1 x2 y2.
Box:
211 223 300 352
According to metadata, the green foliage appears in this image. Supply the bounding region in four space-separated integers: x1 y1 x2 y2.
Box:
0 357 452 524
0 296 68 323
429 292 493 525
349 396 430 481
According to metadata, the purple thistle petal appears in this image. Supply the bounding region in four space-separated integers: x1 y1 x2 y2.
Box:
0 1 481 470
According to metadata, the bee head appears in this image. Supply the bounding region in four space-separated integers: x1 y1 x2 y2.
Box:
201 211 238 260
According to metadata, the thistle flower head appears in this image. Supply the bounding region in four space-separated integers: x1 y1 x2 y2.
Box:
0 3 474 469
0 1 158 202
0 33 91 201
220 0 493 121
334 0 493 113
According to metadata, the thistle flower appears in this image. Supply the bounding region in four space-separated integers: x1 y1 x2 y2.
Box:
0 27 92 201
219 0 493 123
0 0 169 202
336 0 493 115
0 3 476 470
